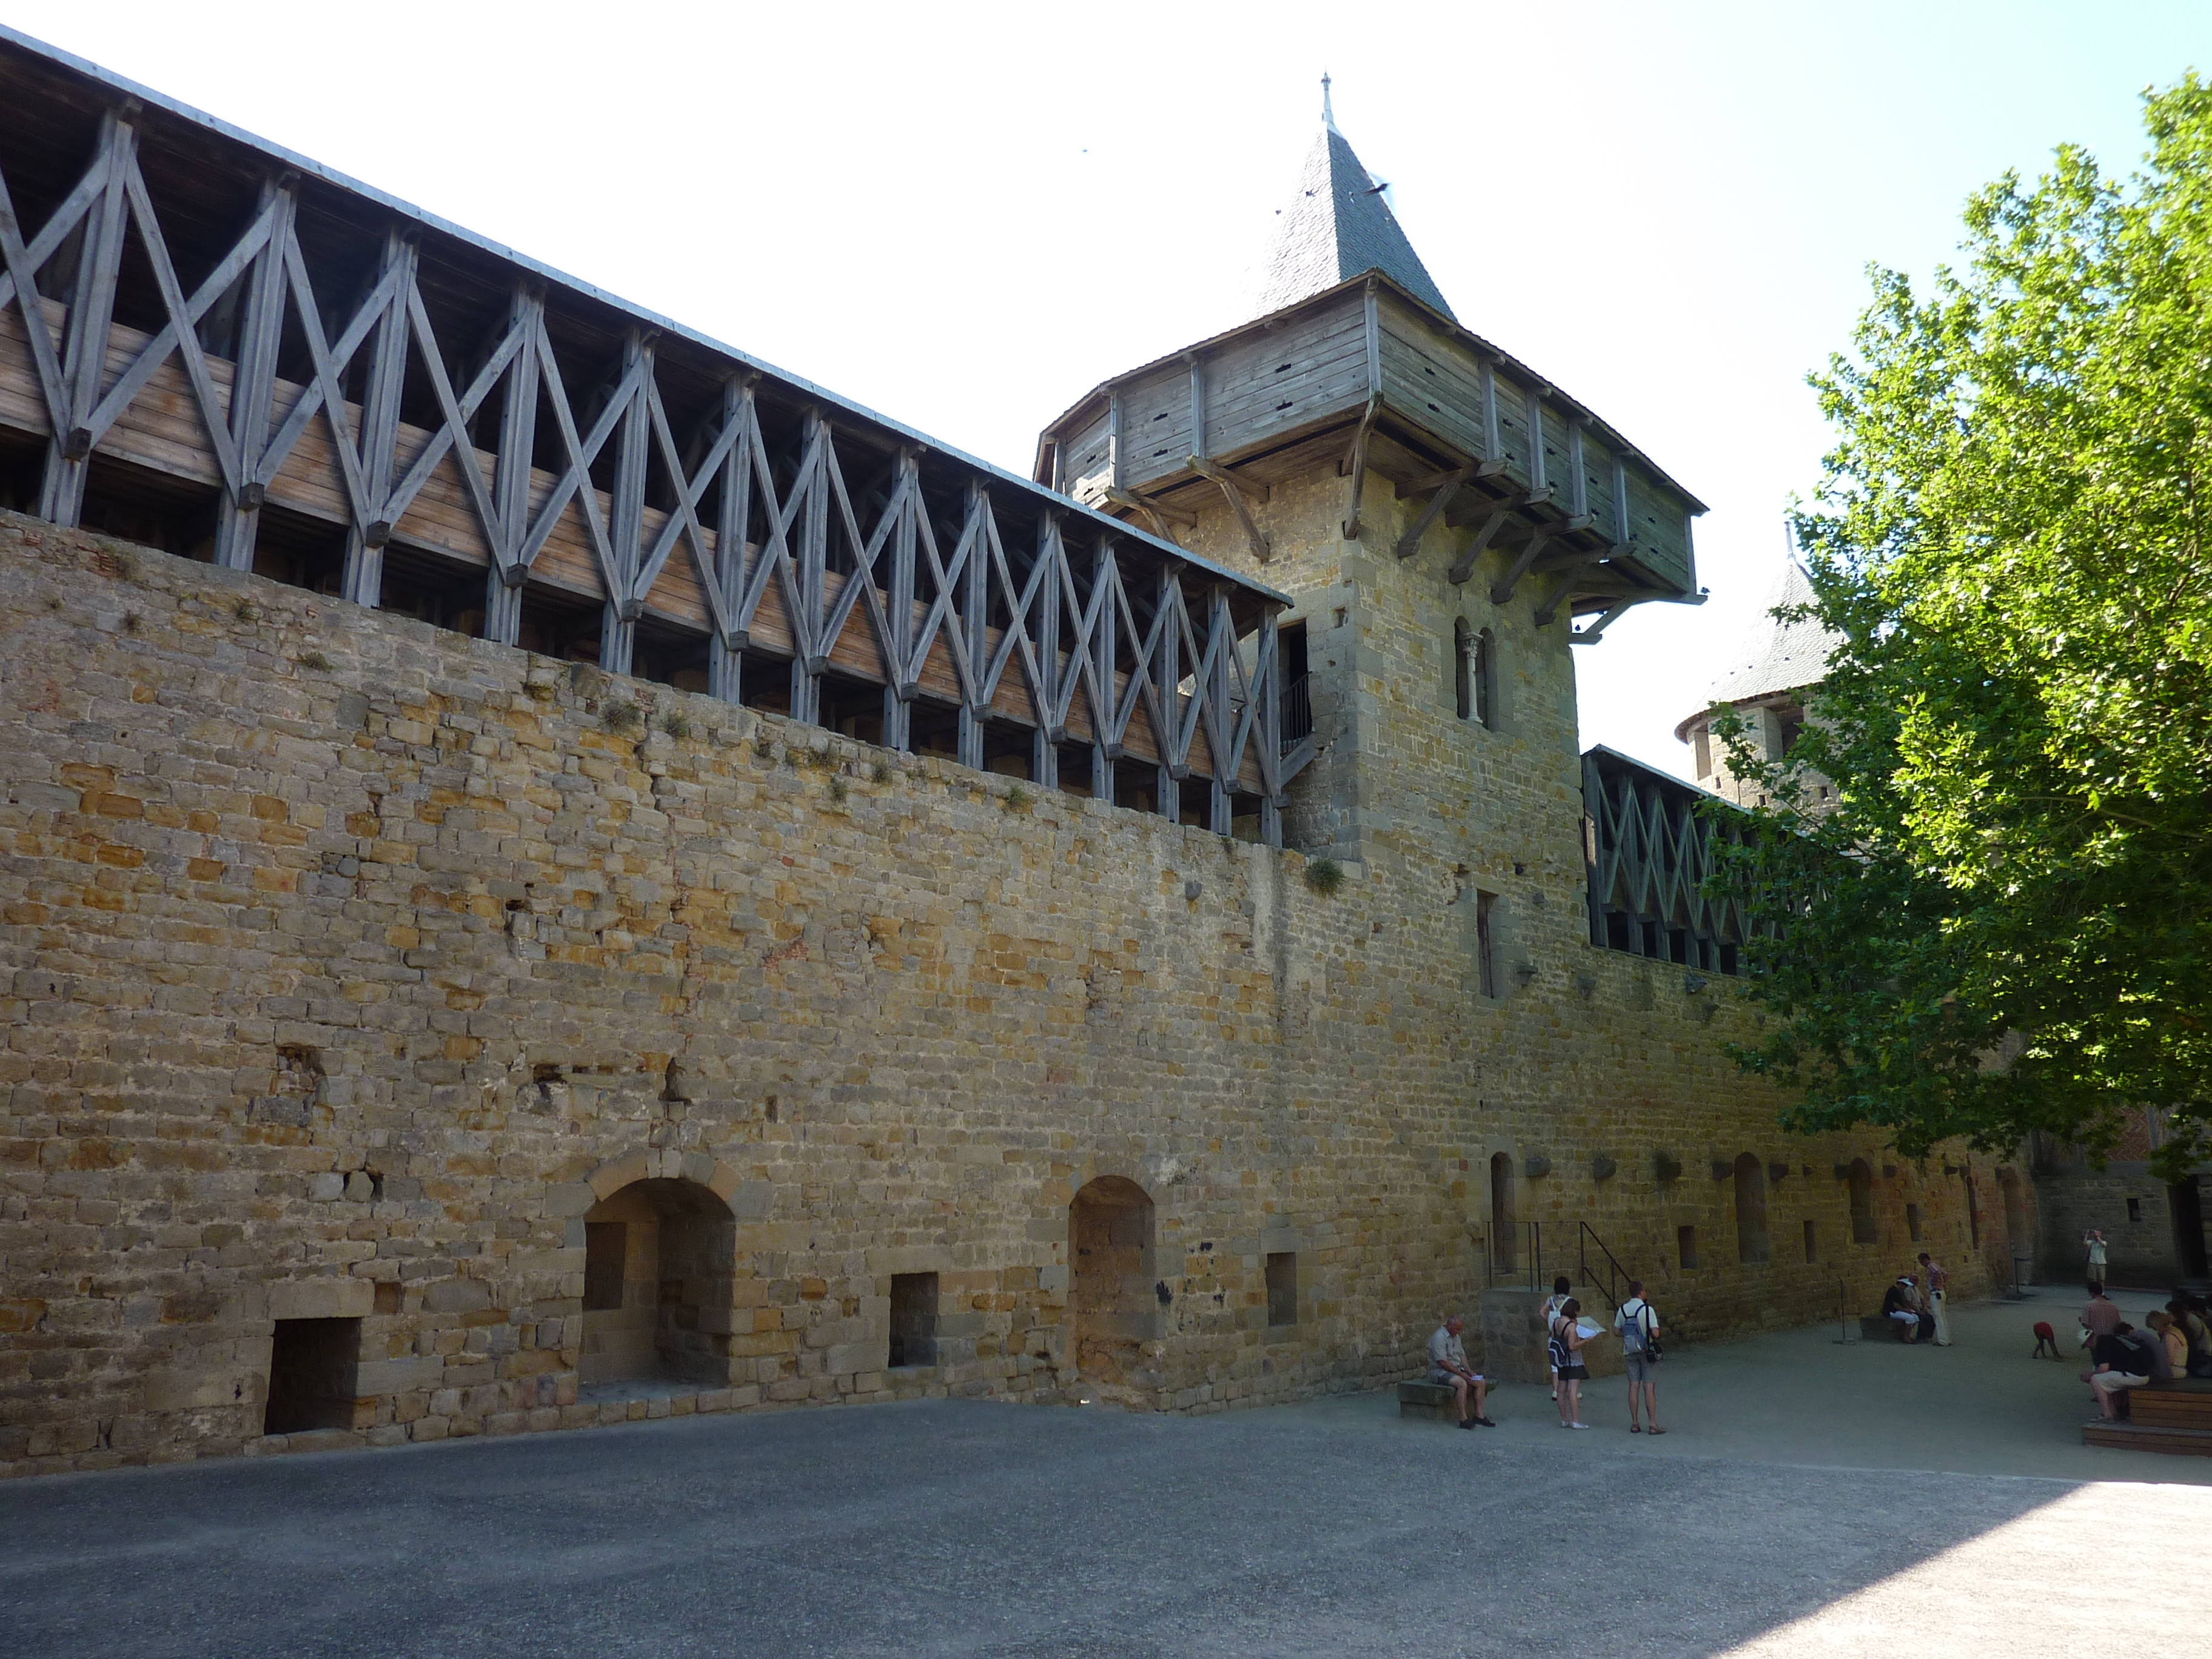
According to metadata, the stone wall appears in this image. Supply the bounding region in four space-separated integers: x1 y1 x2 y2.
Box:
0 506 2020 1477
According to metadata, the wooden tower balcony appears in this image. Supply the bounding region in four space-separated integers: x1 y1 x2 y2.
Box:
1034 271 1706 640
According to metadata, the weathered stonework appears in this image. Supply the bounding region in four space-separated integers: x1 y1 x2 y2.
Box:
0 505 2026 1477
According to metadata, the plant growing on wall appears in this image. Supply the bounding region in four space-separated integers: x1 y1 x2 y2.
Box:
1714 79 2212 1180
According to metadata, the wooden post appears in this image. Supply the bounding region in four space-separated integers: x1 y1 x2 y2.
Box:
1258 608 1284 849
880 445 918 748
595 332 652 676
39 109 136 528
1031 509 1060 788
213 176 296 571
957 481 987 771
708 379 752 702
785 411 826 723
1207 587 1233 836
341 231 418 609
484 286 543 647
1091 537 1116 804
1155 566 1179 821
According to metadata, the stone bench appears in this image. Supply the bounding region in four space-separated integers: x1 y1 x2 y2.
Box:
1859 1315 1932 1341
1397 1380 1460 1422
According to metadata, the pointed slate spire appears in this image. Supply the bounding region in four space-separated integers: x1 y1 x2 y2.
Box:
1250 81 1455 322
1703 558 1842 707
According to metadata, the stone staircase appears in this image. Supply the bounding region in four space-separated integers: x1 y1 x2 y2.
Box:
2082 1378 2212 1458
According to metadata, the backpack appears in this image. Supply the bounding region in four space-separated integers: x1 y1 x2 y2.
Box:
1546 1320 1572 1372
1630 1301 1663 1362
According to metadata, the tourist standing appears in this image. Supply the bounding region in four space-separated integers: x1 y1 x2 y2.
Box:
1549 1298 1592 1429
2083 1229 2108 1288
1917 1252 1951 1346
2081 1283 2121 1348
1539 1276 1572 1401
1615 1280 1664 1435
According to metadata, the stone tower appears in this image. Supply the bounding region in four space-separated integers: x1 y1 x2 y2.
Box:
1034 88 1706 905
1673 558 1841 809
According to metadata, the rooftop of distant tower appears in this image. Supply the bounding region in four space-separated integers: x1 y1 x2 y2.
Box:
1248 74 1456 322
1674 560 1844 739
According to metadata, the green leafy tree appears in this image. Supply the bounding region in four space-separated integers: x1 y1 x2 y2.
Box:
1715 80 2212 1181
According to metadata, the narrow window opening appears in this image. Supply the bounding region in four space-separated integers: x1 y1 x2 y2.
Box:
264 1316 362 1436
1278 621 1311 752
2126 1195 2143 1224
1677 1225 1700 1271
1966 1178 1980 1250
1453 617 1473 720
1475 890 1498 999
1906 1202 1925 1242
583 1222 627 1312
889 1272 939 1367
1803 1219 1818 1262
1265 1252 1298 1329
1473 628 1496 729
1848 1158 1877 1245
1692 728 1712 779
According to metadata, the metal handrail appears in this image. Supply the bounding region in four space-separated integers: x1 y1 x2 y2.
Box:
1577 1221 1634 1311
1280 672 1312 752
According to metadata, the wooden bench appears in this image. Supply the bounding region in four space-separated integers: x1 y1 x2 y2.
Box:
1397 1381 1461 1422
2083 1376 2212 1457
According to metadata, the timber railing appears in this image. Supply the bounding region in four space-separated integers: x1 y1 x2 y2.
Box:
0 28 1304 841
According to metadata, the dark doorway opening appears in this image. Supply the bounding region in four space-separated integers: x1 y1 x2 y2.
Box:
1490 1153 1516 1273
888 1272 939 1367
578 1178 736 1388
2173 1178 2208 1281
1265 1252 1298 1329
264 1316 362 1435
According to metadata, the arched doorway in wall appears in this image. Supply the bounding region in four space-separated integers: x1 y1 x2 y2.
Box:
1070 1176 1158 1396
1490 1153 1517 1274
580 1178 736 1387
1847 1158 1877 1245
1734 1154 1771 1264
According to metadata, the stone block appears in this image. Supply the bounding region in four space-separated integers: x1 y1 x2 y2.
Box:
354 1355 446 1395
267 1277 374 1321
1396 1381 1460 1423
421 1279 491 1314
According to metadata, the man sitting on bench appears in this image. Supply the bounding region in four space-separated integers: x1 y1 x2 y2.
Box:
1882 1275 1932 1342
1427 1315 1493 1429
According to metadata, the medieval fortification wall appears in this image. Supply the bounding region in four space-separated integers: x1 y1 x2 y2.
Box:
0 506 2022 1476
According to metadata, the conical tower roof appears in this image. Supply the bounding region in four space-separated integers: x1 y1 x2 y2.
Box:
1250 81 1455 321
1675 560 1841 737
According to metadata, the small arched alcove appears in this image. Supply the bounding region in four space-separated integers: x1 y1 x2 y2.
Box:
1733 1153 1771 1264
580 1177 736 1387
1490 1152 1517 1272
1846 1157 1877 1245
1070 1175 1158 1392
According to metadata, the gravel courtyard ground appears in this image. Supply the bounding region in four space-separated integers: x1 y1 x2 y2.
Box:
5 1292 2204 1658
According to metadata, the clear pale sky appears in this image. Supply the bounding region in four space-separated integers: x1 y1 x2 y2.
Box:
8 1 2204 778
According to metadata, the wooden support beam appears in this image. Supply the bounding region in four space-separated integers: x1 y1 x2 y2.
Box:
341 231 418 609
213 176 295 571
957 480 988 770
1340 394 1381 541
1101 485 1195 540
1185 457 1270 563
879 444 917 744
1489 525 1558 606
1404 460 1506 495
1533 551 1607 625
1395 464 1468 560
1091 538 1118 801
1568 596 1637 646
1156 565 1181 819
597 331 653 677
39 110 135 526
709 378 752 702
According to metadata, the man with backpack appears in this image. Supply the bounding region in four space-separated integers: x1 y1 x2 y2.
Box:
1615 1281 1665 1434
